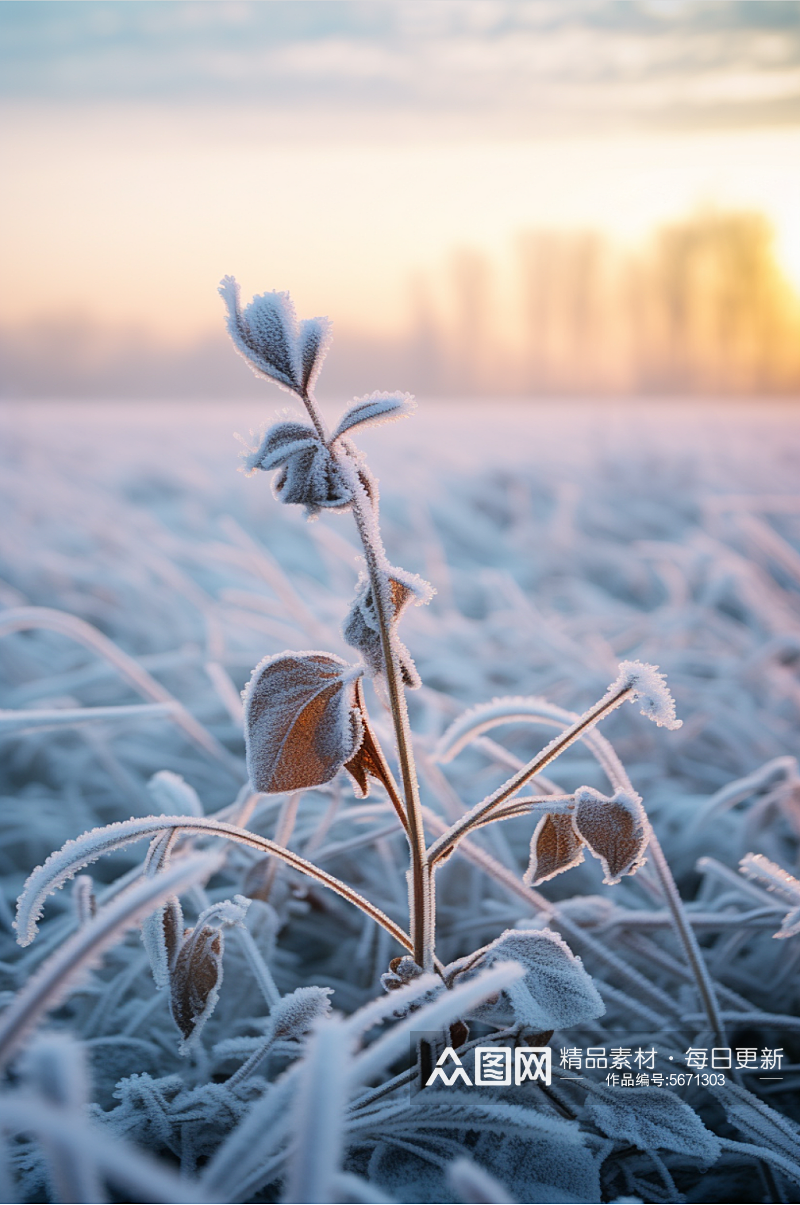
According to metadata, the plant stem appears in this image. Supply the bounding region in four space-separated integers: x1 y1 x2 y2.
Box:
301 388 430 971
429 795 575 866
646 831 728 1050
426 686 633 866
347 491 430 967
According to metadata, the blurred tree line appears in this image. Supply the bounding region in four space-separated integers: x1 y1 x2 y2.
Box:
409 210 800 396
3 209 799 400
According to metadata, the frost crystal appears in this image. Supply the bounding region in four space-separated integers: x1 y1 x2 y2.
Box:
343 566 433 690
457 928 604 1032
219 277 331 397
243 651 364 793
585 1086 721 1165
241 421 351 516
268 985 334 1041
612 660 682 729
332 392 416 441
573 786 650 885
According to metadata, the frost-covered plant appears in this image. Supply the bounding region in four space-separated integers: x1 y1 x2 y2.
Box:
3 282 799 1203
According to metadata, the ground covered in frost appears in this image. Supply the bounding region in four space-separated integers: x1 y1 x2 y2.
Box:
0 397 799 1204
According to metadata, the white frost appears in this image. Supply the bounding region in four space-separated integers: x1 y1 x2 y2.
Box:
612 660 682 730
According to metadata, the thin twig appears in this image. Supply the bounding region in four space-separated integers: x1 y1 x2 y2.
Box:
426 687 632 866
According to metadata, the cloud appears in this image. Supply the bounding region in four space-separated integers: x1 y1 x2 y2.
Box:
1 0 798 130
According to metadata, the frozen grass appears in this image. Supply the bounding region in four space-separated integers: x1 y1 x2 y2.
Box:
0 396 799 1203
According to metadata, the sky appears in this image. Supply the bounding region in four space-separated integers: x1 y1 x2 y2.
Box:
1 1 799 392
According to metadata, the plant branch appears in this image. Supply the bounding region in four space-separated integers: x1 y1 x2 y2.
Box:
304 399 430 970
16 815 413 957
426 687 633 867
428 795 575 867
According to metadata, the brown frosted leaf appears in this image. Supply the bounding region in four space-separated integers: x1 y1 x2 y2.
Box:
524 812 585 886
169 896 249 1052
344 678 398 800
573 787 650 885
170 924 223 1048
244 651 364 793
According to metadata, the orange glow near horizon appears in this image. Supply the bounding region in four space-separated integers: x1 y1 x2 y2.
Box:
3 106 800 348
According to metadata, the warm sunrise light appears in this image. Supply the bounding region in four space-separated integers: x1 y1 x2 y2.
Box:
2 1 799 396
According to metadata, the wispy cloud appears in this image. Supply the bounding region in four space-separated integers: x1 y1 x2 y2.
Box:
1 1 798 130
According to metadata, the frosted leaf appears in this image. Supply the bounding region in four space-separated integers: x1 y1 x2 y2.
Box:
739 853 800 938
585 1086 721 1165
524 813 585 886
147 770 203 818
219 277 302 394
241 420 351 517
612 660 682 730
170 896 249 1053
573 787 650 885
243 651 364 793
380 954 425 992
141 894 184 989
456 928 604 1031
171 924 224 1052
299 316 333 395
332 391 416 441
268 985 334 1041
344 723 386 798
343 566 433 690
343 678 397 799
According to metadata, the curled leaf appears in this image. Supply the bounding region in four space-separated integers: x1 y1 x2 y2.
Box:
524 812 584 886
241 421 351 516
573 786 650 885
380 954 425 992
170 896 249 1052
244 651 364 793
142 894 184 989
343 678 399 801
343 566 433 690
332 391 416 441
613 660 682 730
452 928 605 1032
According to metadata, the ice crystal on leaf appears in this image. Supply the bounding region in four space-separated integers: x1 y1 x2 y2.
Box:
453 928 604 1032
170 896 249 1053
343 566 433 689
243 651 364 793
268 985 334 1041
613 660 682 729
219 276 331 397
241 421 351 517
524 812 585 886
331 391 416 440
573 787 650 885
585 1085 721 1165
